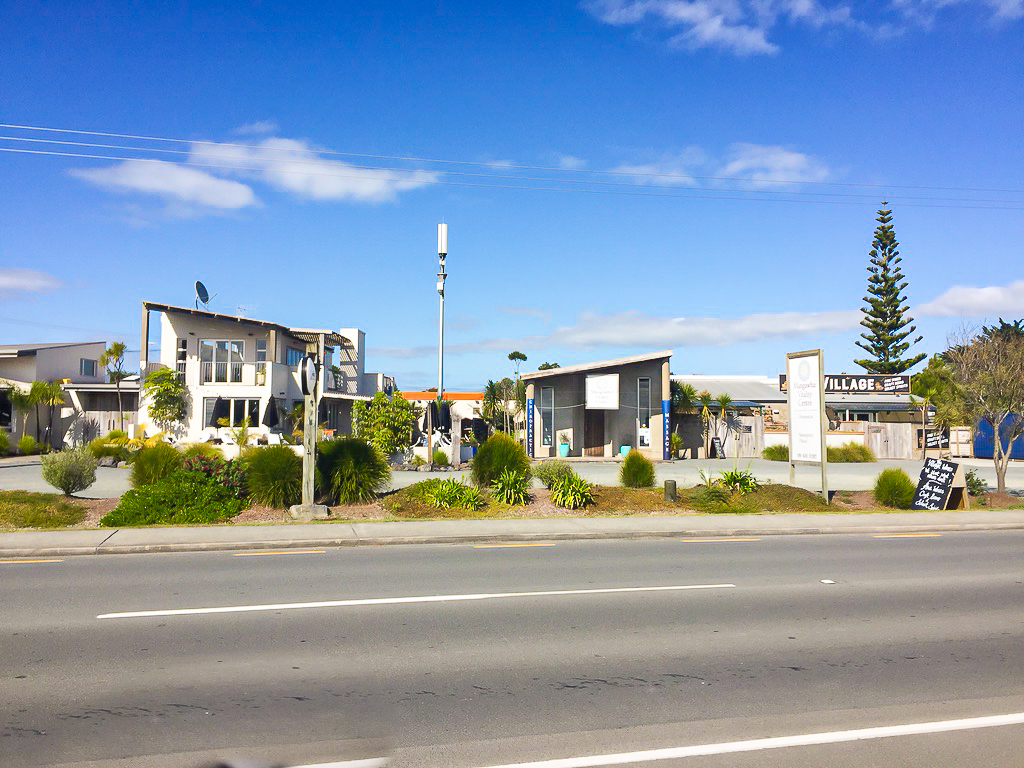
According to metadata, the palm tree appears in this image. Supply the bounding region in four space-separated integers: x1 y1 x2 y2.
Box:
29 381 49 442
714 393 734 454
39 381 66 449
9 386 36 441
481 380 500 433
100 341 129 431
696 390 714 457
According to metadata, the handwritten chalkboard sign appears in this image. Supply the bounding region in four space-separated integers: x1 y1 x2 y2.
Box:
911 458 968 510
711 437 726 459
924 429 950 450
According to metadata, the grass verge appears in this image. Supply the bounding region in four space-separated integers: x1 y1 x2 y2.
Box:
0 490 87 529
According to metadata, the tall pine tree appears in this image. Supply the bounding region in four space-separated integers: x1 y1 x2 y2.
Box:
854 203 926 374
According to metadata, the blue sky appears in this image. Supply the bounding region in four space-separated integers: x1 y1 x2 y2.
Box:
1 0 1022 390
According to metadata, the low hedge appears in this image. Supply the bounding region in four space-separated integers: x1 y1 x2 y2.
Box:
101 471 247 526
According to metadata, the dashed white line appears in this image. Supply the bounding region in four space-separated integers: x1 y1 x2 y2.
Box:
96 584 735 620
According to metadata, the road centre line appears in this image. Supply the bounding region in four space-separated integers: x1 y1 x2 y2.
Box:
472 712 1024 768
96 584 736 620
475 543 557 548
0 559 64 565
682 538 761 543
873 533 943 539
232 550 326 557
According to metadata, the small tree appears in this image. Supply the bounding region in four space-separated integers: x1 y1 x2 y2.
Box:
9 386 36 441
352 391 421 455
100 341 130 431
538 362 560 370
714 393 734 452
696 390 714 457
39 381 65 448
854 203 926 374
941 328 1024 493
143 367 188 429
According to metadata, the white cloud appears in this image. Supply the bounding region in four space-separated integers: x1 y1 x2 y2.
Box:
717 143 830 186
611 147 706 185
556 154 588 170
0 268 62 298
546 308 861 347
188 138 438 203
71 159 257 210
234 120 280 135
917 280 1024 317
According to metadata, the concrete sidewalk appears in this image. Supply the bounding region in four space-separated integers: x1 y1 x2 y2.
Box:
2 510 1023 557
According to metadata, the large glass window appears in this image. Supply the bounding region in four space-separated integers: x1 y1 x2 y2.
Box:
540 387 554 447
638 377 651 447
205 397 260 428
200 340 244 383
80 358 97 377
286 347 304 367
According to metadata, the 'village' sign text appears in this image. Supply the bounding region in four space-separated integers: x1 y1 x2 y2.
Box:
779 374 910 394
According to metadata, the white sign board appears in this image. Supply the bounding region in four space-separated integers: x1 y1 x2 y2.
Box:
787 351 824 464
585 373 619 410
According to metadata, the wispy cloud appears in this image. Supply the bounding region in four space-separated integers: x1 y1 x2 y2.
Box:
0 268 62 298
234 120 280 135
556 154 588 170
188 138 438 203
717 143 830 186
611 147 706 185
71 159 257 210
917 280 1024 317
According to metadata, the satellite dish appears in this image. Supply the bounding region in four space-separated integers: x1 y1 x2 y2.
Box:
195 280 217 309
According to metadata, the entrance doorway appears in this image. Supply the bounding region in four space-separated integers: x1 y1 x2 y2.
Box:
584 409 605 457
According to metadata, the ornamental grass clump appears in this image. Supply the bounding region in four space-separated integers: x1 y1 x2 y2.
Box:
421 478 484 511
550 471 594 510
491 469 530 506
242 445 301 508
534 460 572 489
828 442 876 463
471 432 531 488
130 442 183 487
41 448 97 496
762 445 789 461
316 437 391 505
620 451 656 488
873 468 916 509
18 435 40 456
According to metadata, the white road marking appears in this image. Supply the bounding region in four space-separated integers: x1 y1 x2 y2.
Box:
288 759 388 768
96 584 736 620
471 712 1024 767
820 579 836 584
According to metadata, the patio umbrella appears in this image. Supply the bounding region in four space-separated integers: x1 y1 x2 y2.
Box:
207 396 229 427
262 396 280 429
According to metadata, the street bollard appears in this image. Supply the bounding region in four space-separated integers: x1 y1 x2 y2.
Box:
665 479 677 502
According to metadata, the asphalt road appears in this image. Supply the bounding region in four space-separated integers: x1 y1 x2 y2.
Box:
4 533 1024 767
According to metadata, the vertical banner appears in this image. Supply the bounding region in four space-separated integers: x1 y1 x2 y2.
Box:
662 399 671 460
526 397 535 458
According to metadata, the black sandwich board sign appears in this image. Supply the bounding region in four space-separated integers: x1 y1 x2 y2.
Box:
911 458 969 511
711 437 726 459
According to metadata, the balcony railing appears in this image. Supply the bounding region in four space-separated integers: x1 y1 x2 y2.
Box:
200 361 244 384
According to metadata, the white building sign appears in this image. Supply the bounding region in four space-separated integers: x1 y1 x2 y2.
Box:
585 373 619 410
787 350 824 464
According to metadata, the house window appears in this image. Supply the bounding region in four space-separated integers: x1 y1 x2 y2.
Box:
540 387 554 447
256 339 267 379
176 339 187 381
80 358 98 377
637 377 651 447
200 340 244 383
286 347 304 368
204 397 260 428
0 389 12 428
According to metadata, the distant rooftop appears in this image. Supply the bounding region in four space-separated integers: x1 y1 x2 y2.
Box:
521 350 673 381
0 341 104 358
143 302 351 346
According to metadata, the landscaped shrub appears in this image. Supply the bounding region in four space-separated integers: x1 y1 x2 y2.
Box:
40 448 97 496
534 460 572 489
420 478 484 510
183 454 247 498
670 432 683 455
472 432 531 488
18 435 40 456
182 442 222 460
432 449 450 467
550 471 594 509
0 430 9 457
243 445 301 508
130 442 183 487
719 468 760 495
316 437 391 504
101 471 246 526
964 469 986 497
762 444 789 461
620 451 656 488
88 436 126 461
873 468 916 509
828 442 876 463
492 469 530 506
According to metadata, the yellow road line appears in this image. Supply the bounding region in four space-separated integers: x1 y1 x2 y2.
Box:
0 559 64 564
873 533 942 539
232 550 326 557
474 543 557 549
682 538 761 543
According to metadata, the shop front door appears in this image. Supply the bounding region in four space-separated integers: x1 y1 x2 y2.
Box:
584 409 605 457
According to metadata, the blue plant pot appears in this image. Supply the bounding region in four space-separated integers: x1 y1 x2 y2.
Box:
558 443 570 458
620 445 631 457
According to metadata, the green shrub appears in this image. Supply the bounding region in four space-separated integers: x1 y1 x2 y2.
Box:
719 468 760 495
101 471 246 526
243 445 301 508
107 430 128 442
828 442 876 463
472 432 531 488
183 454 247 498
432 449 450 467
551 471 594 509
18 435 40 456
316 438 391 504
182 442 222 460
0 430 9 457
88 436 125 460
762 444 789 461
620 451 655 488
492 469 530 506
411 454 426 467
420 478 484 510
965 469 987 497
534 460 572 489
130 442 183 487
873 468 916 509
40 448 98 496
670 432 683 454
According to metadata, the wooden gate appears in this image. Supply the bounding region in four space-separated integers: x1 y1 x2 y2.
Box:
584 409 605 456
